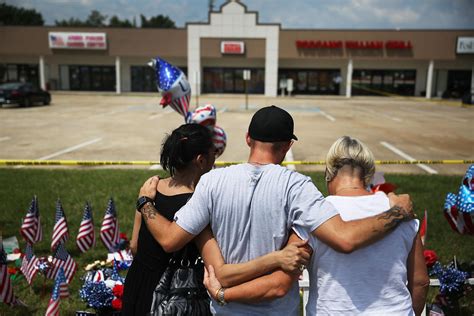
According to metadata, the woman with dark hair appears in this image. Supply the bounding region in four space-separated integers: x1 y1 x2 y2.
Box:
123 123 309 316
123 123 216 316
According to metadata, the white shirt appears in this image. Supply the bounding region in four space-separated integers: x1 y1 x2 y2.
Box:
306 192 419 316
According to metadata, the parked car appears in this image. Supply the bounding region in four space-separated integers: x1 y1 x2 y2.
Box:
0 82 51 107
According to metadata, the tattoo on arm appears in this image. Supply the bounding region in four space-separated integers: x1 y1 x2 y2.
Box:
141 203 158 221
377 206 409 231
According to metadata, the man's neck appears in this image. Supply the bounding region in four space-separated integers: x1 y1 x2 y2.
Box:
248 151 281 165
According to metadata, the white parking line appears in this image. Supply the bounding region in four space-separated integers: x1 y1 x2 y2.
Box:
37 138 102 160
285 148 296 170
0 136 11 142
319 111 336 122
380 141 438 174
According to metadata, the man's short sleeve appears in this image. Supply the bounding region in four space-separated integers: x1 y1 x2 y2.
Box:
174 175 211 236
288 176 339 240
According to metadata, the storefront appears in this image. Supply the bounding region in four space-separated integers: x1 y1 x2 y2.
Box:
351 69 416 96
0 64 40 87
0 1 473 99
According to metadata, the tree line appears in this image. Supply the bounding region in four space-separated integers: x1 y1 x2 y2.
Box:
0 3 176 28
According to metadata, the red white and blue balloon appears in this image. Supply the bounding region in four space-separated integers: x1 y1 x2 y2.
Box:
444 164 474 235
187 104 217 129
213 125 227 158
149 57 190 119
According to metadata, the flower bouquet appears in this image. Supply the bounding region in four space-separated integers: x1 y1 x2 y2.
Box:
78 261 124 316
424 250 472 315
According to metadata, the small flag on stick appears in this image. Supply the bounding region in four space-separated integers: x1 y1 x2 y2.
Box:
76 202 95 253
20 243 39 285
100 198 120 253
20 195 43 244
51 199 69 251
1 237 20 306
45 266 67 316
46 243 77 284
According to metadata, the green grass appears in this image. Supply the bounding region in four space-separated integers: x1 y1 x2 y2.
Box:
0 169 473 315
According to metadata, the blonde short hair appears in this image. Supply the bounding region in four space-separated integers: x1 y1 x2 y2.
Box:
325 136 375 187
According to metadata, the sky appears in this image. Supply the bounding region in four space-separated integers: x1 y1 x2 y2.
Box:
5 0 474 29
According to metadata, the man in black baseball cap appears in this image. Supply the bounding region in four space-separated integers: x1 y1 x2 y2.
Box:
248 105 298 142
246 105 297 165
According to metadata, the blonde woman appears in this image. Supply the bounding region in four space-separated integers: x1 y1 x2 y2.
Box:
305 136 429 315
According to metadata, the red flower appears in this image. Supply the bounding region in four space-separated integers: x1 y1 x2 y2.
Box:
112 284 124 298
8 267 18 275
424 249 438 267
111 298 122 310
119 232 128 241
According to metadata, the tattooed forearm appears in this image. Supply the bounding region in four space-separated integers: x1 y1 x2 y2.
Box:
141 203 158 221
377 206 410 230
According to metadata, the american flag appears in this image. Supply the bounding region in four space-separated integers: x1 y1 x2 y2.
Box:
45 266 65 316
20 196 43 244
46 243 77 284
76 202 95 253
49 34 65 47
1 238 19 306
56 267 69 298
20 243 39 285
100 198 120 253
51 199 69 251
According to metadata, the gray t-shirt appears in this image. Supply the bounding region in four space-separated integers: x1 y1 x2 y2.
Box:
174 163 338 315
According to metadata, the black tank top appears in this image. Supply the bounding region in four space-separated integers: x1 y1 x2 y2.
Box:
134 191 200 271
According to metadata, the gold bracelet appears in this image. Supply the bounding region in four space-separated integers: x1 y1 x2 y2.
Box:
215 287 221 299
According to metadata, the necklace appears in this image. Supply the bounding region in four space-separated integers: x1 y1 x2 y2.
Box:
248 161 271 166
335 186 365 195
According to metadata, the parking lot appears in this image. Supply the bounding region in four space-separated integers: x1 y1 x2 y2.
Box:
0 92 473 174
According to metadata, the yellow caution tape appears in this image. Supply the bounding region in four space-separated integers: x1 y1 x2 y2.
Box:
0 159 472 166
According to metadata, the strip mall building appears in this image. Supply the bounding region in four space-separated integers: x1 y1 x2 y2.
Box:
1 0 473 98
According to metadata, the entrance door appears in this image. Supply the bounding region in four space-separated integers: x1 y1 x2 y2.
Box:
446 70 471 99
203 68 265 94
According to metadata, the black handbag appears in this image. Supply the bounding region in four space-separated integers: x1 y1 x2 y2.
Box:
149 247 212 316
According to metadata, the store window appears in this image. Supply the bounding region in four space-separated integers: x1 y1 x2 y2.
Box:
131 66 187 92
67 65 115 91
278 69 341 95
0 64 39 86
352 69 416 96
444 70 471 99
202 68 264 94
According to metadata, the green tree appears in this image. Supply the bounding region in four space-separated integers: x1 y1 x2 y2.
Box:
0 3 44 25
55 17 86 27
108 15 133 27
86 10 107 27
55 10 107 27
140 14 176 28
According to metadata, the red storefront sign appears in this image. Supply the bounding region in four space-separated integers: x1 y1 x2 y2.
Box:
296 40 413 50
295 40 343 49
221 41 245 54
48 32 107 50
